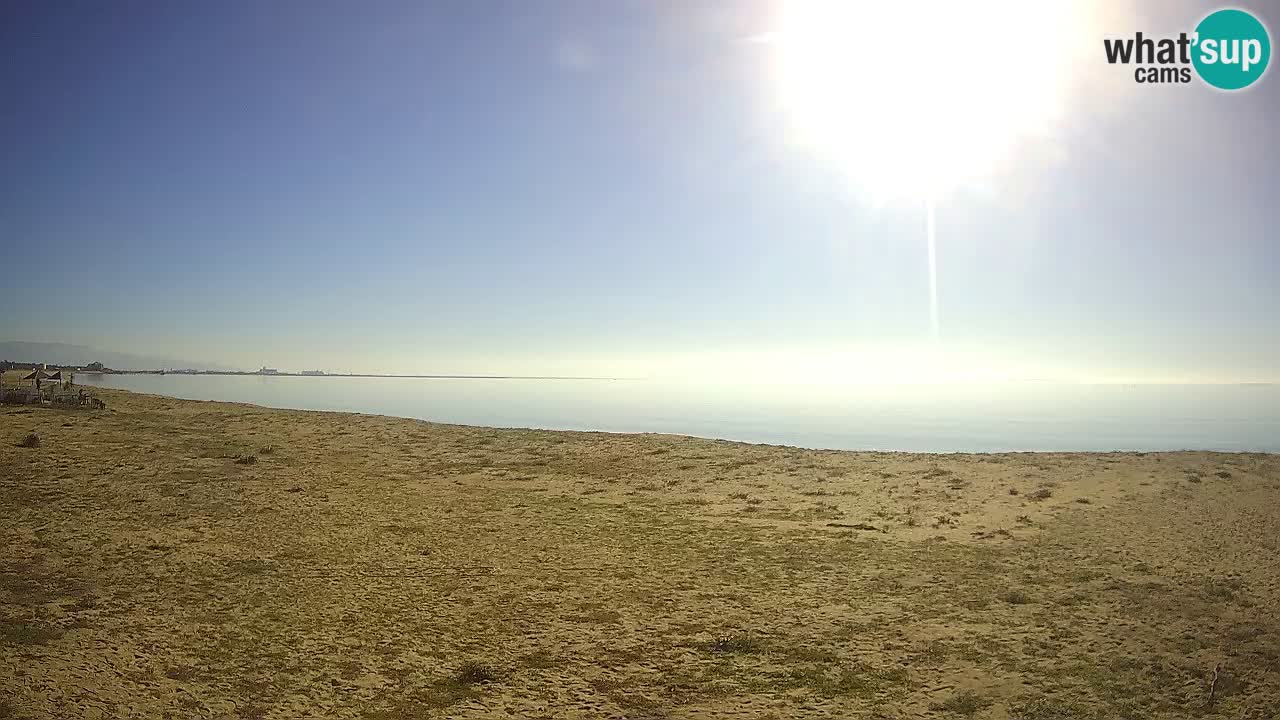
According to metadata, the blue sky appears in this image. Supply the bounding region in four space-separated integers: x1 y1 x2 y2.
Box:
2 1 1277 380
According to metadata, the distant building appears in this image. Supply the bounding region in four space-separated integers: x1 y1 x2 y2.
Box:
258 367 279 375
300 370 325 376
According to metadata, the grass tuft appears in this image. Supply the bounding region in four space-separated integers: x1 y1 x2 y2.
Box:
453 661 499 685
931 690 992 716
19 431 40 448
0 619 62 646
1002 589 1032 605
706 632 762 654
406 661 501 710
1009 696 1096 719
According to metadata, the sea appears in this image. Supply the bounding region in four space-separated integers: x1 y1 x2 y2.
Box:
75 374 1279 453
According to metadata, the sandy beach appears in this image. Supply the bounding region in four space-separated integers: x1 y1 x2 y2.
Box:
3 387 1278 719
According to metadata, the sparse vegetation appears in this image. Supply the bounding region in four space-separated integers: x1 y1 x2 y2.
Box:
517 650 560 670
0 620 61 646
164 665 199 681
233 453 258 465
573 608 622 624
4 388 1278 718
1009 696 1095 720
706 632 762 654
770 663 906 699
1002 589 1032 605
1202 577 1248 604
1028 487 1053 501
453 661 499 685
932 690 992 716
19 431 40 448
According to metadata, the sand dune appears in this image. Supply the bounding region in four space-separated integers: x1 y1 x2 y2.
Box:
3 388 1278 718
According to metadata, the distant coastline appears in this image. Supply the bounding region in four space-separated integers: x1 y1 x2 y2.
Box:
0 359 618 381
75 369 619 381
106 370 619 380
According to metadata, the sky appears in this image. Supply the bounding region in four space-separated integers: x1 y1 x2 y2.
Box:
2 0 1277 381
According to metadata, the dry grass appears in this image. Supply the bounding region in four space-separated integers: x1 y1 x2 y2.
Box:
1 388 1277 718
932 690 992 716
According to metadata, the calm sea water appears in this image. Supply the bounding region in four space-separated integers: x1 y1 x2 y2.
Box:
76 374 1278 453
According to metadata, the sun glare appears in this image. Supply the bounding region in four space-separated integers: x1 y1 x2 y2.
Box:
769 0 1092 200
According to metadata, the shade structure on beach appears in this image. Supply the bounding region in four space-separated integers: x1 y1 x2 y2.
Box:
21 369 52 381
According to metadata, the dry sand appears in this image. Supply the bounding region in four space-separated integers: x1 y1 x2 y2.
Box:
2 387 1278 719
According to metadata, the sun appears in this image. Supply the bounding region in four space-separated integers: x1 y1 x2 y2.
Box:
767 0 1093 200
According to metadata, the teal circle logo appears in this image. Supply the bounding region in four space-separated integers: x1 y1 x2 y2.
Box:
1192 8 1271 90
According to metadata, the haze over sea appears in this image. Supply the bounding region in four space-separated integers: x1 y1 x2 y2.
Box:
77 374 1278 453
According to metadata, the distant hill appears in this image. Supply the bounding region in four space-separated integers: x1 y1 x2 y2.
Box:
0 341 239 372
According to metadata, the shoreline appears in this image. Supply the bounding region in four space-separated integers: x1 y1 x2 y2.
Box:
55 387 1276 456
60 383 1280 455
